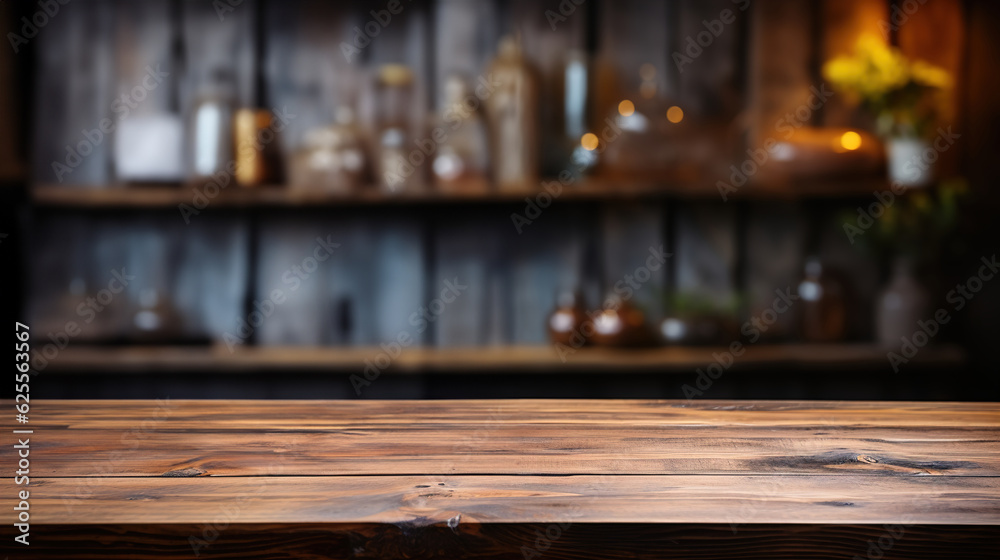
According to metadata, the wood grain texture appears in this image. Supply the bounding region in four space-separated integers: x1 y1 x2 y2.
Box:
11 399 1000 428
17 419 1000 478
14 474 1000 526
4 400 999 479
2 399 997 558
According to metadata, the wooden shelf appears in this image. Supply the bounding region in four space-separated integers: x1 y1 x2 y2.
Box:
30 177 888 208
41 343 965 374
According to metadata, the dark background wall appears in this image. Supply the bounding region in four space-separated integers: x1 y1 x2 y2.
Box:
2 0 997 400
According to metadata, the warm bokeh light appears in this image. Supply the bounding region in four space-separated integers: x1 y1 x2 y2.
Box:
581 132 599 151
666 106 684 123
840 131 862 151
618 100 635 117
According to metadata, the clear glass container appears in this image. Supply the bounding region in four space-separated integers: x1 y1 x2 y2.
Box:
484 36 539 191
189 69 235 180
798 256 848 342
432 75 490 193
290 107 367 194
375 64 420 193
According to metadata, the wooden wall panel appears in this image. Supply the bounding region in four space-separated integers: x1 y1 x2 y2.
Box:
113 0 173 115
896 0 964 179
675 0 745 119
32 0 115 185
746 0 817 149
818 213 879 341
27 214 94 338
674 202 737 310
369 220 428 345
172 218 248 340
27 212 247 345
254 215 426 349
601 203 667 324
745 202 806 340
255 217 353 347
508 206 592 345
433 213 501 347
180 0 253 107
264 0 357 152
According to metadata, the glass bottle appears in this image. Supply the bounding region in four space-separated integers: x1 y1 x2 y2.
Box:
563 50 597 176
375 64 419 193
189 69 235 180
233 108 280 187
484 36 539 191
132 288 183 343
432 75 490 193
798 256 848 342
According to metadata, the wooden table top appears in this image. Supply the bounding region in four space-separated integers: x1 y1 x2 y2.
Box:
3 399 999 559
4 399 999 527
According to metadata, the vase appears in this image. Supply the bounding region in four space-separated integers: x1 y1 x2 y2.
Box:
590 295 654 347
798 256 848 343
876 258 929 347
547 290 588 346
887 137 933 188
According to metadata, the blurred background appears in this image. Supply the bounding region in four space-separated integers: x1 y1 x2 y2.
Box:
1 0 998 400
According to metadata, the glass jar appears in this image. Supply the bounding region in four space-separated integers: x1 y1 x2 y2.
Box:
290 107 367 194
432 75 490 193
189 69 235 180
375 64 420 193
547 290 588 346
798 256 848 342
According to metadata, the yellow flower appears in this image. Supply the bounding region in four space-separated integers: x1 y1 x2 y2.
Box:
871 50 908 90
854 36 907 92
823 58 864 89
823 33 953 131
910 60 951 89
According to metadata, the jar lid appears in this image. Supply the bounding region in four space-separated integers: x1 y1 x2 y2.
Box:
378 64 414 87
